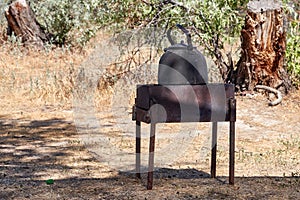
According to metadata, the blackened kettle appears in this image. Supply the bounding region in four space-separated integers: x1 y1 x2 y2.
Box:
158 24 208 85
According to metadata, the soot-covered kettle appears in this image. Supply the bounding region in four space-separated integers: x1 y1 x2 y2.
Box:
158 24 208 85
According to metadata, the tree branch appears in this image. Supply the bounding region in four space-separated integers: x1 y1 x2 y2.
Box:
255 85 283 106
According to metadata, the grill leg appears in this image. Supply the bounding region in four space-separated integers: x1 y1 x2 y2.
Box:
147 122 156 190
136 121 141 179
229 121 235 185
211 122 218 178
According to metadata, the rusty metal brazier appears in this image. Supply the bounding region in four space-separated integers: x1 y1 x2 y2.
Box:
132 25 236 190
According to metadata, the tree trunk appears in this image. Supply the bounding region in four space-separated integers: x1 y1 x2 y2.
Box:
5 0 49 47
235 0 291 93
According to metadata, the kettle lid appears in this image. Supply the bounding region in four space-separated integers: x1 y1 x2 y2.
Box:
164 41 196 52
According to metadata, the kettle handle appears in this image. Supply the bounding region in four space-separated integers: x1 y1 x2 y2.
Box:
167 28 176 45
176 24 193 50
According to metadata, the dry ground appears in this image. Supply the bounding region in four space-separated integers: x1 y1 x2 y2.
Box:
0 40 300 199
0 90 300 200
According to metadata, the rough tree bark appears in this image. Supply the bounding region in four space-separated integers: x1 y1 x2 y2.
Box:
5 0 49 47
235 0 291 93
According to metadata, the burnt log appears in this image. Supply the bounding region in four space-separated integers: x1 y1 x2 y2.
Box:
235 0 291 93
5 0 49 47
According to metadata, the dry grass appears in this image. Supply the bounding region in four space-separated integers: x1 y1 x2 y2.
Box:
0 44 82 108
0 31 300 199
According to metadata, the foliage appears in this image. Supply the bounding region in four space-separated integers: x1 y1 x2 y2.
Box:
0 0 7 23
0 0 299 85
114 0 246 46
22 0 249 79
28 0 110 47
102 0 249 81
283 0 300 87
2 0 247 52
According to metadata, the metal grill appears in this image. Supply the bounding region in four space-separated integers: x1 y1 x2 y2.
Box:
132 83 236 190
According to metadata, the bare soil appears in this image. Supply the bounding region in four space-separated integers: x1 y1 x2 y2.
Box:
0 85 299 199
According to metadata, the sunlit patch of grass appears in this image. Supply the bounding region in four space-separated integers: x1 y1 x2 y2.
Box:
279 136 300 150
229 136 300 177
0 41 87 108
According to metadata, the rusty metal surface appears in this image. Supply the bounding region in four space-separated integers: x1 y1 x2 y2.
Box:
229 121 236 185
135 84 235 123
229 98 237 122
132 84 236 190
135 121 141 179
211 122 218 178
147 123 156 190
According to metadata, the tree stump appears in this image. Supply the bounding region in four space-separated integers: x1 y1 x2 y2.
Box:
235 0 291 93
5 0 49 47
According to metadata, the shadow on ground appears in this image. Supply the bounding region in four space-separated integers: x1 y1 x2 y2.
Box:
0 117 299 199
0 118 76 180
